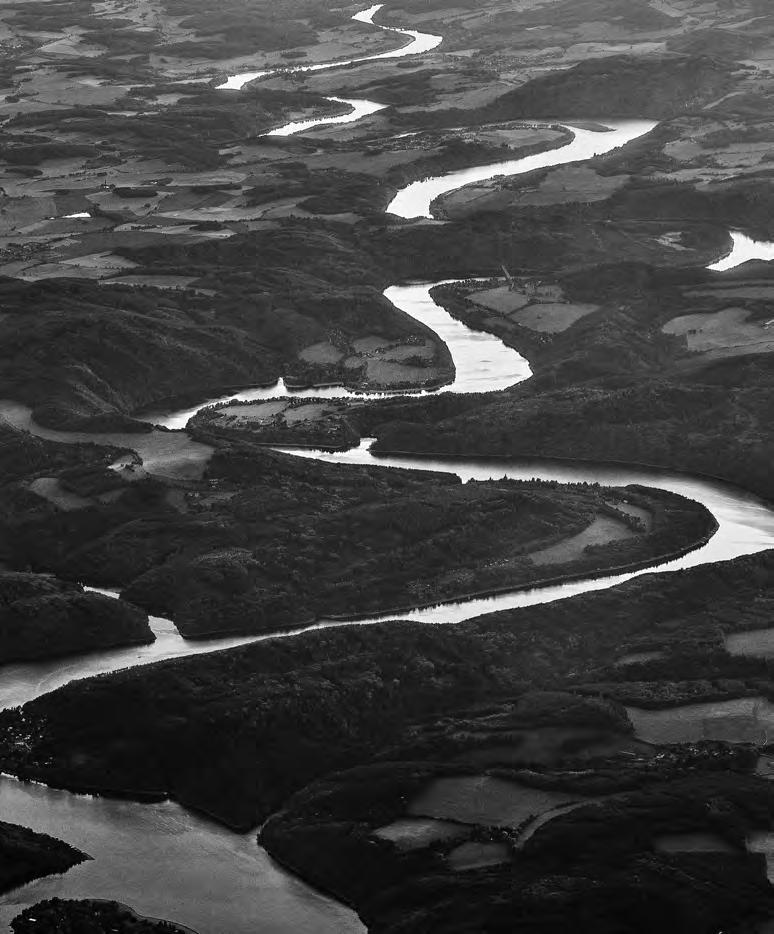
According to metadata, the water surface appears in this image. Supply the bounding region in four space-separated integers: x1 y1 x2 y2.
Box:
218 4 441 91
0 780 358 934
386 121 656 218
266 96 386 136
2 2 773 929
707 231 774 271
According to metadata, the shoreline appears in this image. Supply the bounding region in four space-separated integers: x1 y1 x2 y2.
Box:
0 519 720 832
1 0 772 926
117 518 718 643
368 445 774 510
320 523 720 623
210 6 422 92
88 900 200 934
0 633 156 671
134 369 456 426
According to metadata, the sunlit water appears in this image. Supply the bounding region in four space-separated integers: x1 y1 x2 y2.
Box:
2 4 774 931
266 96 387 136
386 120 657 218
0 600 364 933
148 280 533 428
4 123 774 934
0 611 265 712
274 441 774 625
0 399 212 479
217 4 441 91
5 172 774 934
6 235 774 933
0 778 358 934
707 231 774 272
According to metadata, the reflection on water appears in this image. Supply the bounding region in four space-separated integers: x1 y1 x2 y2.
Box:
0 779 359 934
0 399 212 480
266 96 386 136
218 4 442 90
147 280 533 428
3 184 774 934
708 231 774 272
1 4 773 928
0 612 364 932
0 614 265 712
386 121 657 218
275 440 774 626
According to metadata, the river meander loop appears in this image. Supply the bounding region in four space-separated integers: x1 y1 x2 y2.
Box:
1 5 773 934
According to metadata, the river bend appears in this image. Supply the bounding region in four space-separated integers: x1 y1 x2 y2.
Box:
1 5 773 934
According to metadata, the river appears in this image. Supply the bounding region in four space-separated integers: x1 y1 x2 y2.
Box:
385 120 656 219
217 4 442 91
2 4 773 933
265 96 387 137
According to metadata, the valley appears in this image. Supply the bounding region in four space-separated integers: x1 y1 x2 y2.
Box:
1 0 774 932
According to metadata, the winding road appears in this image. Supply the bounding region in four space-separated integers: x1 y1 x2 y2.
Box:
1 5 773 934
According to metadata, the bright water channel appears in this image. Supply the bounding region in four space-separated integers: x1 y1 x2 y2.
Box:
2 4 774 932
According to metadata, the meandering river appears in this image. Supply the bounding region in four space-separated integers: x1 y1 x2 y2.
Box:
217 4 442 91
2 4 774 933
266 95 387 136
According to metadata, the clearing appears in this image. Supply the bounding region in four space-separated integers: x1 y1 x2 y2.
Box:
663 307 774 358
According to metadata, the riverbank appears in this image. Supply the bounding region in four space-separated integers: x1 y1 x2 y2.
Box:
0 820 89 897
321 517 719 623
0 572 153 666
9 898 200 934
358 263 774 505
2 545 773 852
2 0 774 931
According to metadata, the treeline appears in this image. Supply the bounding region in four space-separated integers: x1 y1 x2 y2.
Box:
2 549 773 829
370 368 774 504
391 52 739 131
0 571 152 665
162 0 342 57
362 261 774 505
264 765 774 934
11 899 188 934
0 821 86 897
0 220 444 427
6 88 347 170
1 407 716 643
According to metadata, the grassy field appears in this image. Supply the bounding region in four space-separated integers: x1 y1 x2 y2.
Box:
663 307 774 358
